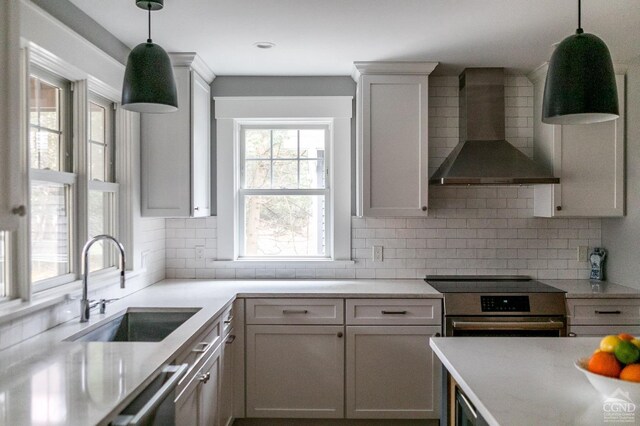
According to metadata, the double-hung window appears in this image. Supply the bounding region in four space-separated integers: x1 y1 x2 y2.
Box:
87 94 117 272
239 125 330 258
29 70 74 289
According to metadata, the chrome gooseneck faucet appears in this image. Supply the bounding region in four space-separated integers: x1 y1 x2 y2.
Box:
80 235 126 323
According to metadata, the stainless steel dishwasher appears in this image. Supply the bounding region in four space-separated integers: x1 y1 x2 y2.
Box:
111 363 188 426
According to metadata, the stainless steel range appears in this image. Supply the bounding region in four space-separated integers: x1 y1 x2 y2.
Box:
426 275 568 337
426 276 568 426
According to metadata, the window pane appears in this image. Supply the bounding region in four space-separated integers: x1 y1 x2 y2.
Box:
244 160 271 189
88 191 115 272
244 195 326 257
38 80 60 131
89 103 105 143
30 130 60 171
272 130 297 158
29 77 38 126
0 231 6 298
244 130 271 159
299 129 325 158
90 142 105 181
31 182 70 282
299 159 325 189
272 160 298 189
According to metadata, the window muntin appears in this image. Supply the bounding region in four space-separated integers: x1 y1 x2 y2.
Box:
239 126 329 258
29 72 74 288
88 94 117 272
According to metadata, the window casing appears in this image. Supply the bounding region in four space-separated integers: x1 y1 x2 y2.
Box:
238 125 331 258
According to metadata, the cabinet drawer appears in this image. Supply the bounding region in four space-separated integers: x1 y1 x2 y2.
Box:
569 325 640 337
175 319 222 382
246 298 344 325
346 299 441 325
567 299 640 325
221 305 234 336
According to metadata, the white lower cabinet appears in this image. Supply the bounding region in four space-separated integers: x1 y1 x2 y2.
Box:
246 325 345 418
176 342 222 426
345 325 441 419
570 325 640 337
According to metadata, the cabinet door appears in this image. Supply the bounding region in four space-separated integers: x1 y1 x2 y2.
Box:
246 325 344 418
191 71 211 217
360 74 429 216
200 344 222 426
346 325 441 419
218 332 235 426
175 375 200 426
141 67 192 217
534 75 625 217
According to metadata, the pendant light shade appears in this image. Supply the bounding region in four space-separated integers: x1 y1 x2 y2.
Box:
542 1 618 125
121 0 178 113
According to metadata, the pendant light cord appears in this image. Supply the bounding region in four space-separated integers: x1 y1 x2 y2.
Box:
147 4 152 43
577 0 583 33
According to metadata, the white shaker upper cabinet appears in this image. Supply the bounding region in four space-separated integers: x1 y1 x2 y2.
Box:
530 65 625 217
353 62 438 217
141 53 214 217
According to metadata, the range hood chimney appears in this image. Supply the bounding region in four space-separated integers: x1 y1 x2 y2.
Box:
429 68 559 185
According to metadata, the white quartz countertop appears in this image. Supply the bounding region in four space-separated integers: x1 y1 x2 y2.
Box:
542 279 640 298
430 337 623 426
0 279 439 426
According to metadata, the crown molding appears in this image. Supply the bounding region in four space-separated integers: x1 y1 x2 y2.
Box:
169 52 216 83
351 61 439 82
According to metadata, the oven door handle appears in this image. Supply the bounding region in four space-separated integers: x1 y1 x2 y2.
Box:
452 320 565 331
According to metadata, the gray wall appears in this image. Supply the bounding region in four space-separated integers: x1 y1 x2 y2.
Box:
602 58 640 289
209 76 357 215
30 0 129 64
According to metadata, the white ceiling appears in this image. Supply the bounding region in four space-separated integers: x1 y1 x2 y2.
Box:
68 0 640 76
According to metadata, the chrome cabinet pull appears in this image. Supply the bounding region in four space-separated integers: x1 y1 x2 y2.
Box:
568 332 577 337
381 310 408 315
595 310 622 315
192 342 209 353
199 372 211 383
224 318 233 324
282 309 308 314
225 335 236 344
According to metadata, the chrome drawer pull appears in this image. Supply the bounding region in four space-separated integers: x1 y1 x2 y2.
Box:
226 335 236 344
381 310 408 315
595 310 622 315
282 309 309 314
224 317 233 324
192 342 209 354
199 372 211 383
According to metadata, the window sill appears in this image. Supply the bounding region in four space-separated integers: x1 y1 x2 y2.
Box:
0 268 145 326
207 259 355 268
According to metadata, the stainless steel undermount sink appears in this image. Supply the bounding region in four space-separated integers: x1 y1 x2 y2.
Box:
65 308 200 342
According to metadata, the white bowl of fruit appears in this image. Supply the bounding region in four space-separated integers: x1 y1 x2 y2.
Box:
575 333 640 401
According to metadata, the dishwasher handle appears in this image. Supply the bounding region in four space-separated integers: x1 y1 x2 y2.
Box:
111 363 188 426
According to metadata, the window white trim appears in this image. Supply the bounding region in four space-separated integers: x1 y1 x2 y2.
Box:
216 96 352 261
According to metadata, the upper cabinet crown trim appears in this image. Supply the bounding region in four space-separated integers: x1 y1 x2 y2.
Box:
169 52 216 83
351 61 439 82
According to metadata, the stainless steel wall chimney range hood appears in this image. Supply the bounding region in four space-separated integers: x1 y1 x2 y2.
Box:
429 68 559 185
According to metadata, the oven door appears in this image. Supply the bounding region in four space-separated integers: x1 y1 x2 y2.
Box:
446 316 567 337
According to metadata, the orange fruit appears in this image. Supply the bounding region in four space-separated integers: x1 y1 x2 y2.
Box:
620 364 640 382
619 333 635 342
588 352 622 378
600 335 622 353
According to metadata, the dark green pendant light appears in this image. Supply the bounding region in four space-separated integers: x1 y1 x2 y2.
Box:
122 0 178 113
542 0 618 125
